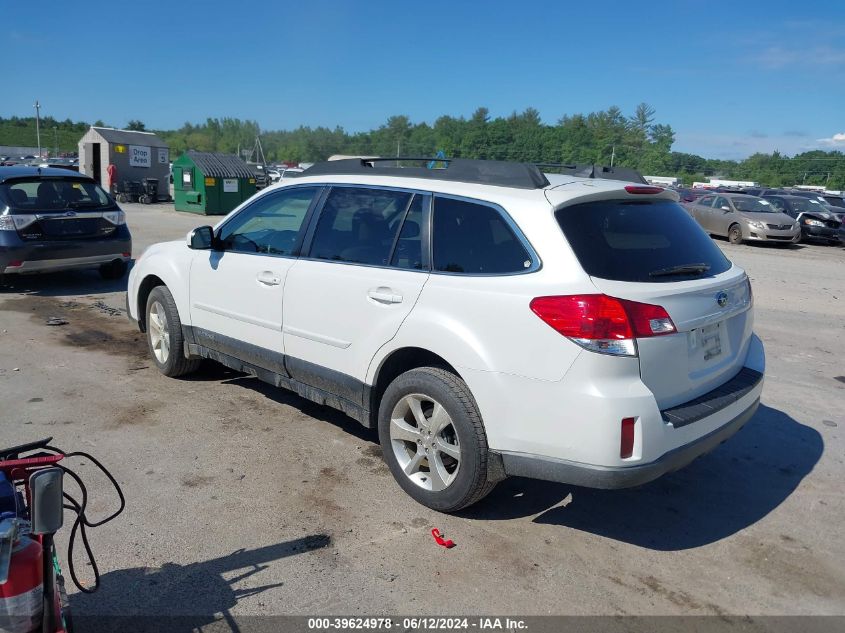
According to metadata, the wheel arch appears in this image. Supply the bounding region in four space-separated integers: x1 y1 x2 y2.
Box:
367 347 462 428
136 274 165 332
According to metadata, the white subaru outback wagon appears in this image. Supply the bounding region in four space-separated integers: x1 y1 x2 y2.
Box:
126 158 764 512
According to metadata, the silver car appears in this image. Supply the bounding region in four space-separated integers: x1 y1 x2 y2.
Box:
686 193 799 245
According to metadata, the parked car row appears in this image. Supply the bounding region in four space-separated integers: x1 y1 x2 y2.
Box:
678 187 843 246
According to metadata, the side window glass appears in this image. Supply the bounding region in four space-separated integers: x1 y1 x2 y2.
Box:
218 186 319 255
309 187 411 266
390 195 425 270
714 196 729 210
432 196 531 274
698 196 713 207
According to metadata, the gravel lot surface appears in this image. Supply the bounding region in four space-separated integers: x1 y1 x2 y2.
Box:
1 202 843 620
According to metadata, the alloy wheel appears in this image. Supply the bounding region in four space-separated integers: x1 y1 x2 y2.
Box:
389 393 461 492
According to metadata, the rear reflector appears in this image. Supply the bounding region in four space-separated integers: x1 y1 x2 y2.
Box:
529 294 676 356
625 185 664 195
620 418 636 458
6 260 23 268
122 252 131 258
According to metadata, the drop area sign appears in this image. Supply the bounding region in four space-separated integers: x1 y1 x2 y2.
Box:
129 145 151 167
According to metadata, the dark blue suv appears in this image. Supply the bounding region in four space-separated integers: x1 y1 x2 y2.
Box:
0 166 131 284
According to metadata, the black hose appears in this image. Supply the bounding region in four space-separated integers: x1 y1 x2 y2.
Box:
43 446 125 593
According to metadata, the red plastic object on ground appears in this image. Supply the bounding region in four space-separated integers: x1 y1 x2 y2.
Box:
431 528 456 548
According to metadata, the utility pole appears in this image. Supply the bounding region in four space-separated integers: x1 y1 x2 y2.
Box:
34 100 42 158
610 145 616 167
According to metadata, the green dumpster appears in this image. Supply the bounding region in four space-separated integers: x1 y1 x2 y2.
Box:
172 151 257 215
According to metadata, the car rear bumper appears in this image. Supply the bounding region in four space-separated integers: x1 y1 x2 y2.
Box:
499 393 759 489
0 235 131 274
465 332 765 489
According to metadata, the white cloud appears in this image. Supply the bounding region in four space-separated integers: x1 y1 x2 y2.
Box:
817 133 845 146
753 45 845 69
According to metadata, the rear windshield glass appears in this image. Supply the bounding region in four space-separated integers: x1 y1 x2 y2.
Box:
555 199 732 283
1 178 113 213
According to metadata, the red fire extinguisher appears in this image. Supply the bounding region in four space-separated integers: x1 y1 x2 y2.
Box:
0 521 44 633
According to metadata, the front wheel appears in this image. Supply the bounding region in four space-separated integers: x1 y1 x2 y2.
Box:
145 286 200 377
728 224 743 244
378 367 497 512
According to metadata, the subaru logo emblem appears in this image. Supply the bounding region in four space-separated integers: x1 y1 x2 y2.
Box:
716 291 728 308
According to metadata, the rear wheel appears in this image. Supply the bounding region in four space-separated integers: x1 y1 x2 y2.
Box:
378 367 497 512
728 223 743 244
98 259 127 280
145 286 200 377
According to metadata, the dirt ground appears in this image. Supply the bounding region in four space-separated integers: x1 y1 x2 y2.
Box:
0 202 843 621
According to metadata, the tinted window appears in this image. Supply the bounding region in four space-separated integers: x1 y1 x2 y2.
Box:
218 186 318 255
555 200 732 283
733 197 777 213
1 178 112 212
432 197 532 274
309 187 410 266
766 197 786 212
390 195 425 270
697 195 715 207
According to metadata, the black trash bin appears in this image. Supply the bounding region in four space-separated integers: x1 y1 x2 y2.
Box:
141 178 159 204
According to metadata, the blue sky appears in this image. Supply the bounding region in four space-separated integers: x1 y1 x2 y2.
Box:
4 0 844 159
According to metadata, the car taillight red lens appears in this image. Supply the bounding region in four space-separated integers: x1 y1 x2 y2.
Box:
624 185 664 195
620 418 636 459
530 295 633 340
529 294 676 356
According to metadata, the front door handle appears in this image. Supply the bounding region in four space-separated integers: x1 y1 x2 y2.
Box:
257 271 281 286
368 287 403 304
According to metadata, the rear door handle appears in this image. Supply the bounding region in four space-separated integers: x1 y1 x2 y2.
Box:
368 287 403 304
257 271 281 286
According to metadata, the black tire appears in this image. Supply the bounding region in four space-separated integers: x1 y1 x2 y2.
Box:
378 367 497 512
728 223 743 244
145 285 200 377
116 193 126 203
98 259 128 280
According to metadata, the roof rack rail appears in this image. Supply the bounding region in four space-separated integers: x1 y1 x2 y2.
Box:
537 163 648 185
299 157 550 190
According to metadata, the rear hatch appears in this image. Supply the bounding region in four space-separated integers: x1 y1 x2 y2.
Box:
0 176 122 241
553 192 752 410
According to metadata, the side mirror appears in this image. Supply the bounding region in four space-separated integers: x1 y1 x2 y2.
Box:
721 206 731 212
188 226 214 250
29 468 63 535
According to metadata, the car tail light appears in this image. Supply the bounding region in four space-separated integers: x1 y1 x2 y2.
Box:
0 214 37 231
625 185 664 195
103 210 126 226
620 418 636 458
6 260 23 268
529 294 676 357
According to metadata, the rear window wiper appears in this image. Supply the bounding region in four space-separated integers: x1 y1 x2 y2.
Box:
649 263 711 277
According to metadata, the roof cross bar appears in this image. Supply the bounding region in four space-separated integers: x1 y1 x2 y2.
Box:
299 158 550 189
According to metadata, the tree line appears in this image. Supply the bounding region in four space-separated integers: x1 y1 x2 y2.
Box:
2 107 844 189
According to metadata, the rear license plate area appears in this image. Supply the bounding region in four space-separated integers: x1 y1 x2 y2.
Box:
698 322 723 361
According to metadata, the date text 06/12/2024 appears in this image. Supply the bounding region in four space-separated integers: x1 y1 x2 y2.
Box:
307 617 528 630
